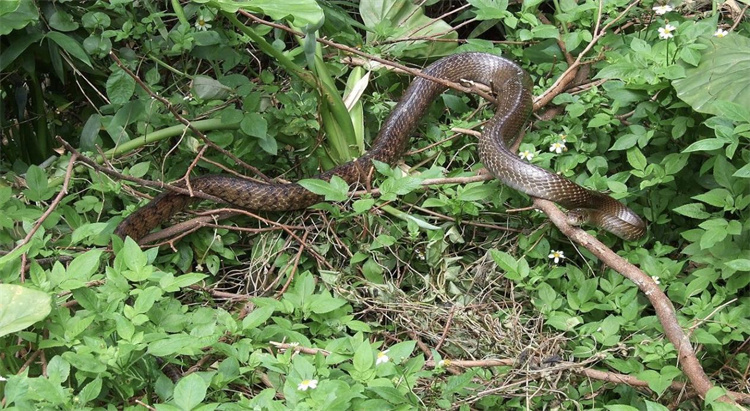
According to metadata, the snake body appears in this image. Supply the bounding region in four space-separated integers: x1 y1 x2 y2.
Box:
115 53 646 242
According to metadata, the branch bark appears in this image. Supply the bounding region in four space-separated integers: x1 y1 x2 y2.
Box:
533 198 731 403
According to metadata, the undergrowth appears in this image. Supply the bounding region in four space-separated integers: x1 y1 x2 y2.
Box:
1 0 749 409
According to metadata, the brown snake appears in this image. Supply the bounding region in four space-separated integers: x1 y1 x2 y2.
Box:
115 53 646 242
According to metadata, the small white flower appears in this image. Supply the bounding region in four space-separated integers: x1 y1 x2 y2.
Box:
651 276 661 285
658 24 676 40
558 133 567 142
549 141 566 154
548 250 565 264
714 28 729 38
195 15 212 31
298 379 318 391
519 150 535 161
652 4 673 15
437 359 451 367
376 350 390 365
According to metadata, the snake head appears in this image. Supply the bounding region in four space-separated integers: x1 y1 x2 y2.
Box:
566 209 591 227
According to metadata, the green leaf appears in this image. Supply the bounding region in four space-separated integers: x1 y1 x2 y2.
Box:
242 305 275 330
359 0 457 58
610 133 638 150
457 182 494 201
0 285 52 338
490 250 518 275
80 114 102 151
174 373 208 411
674 35 750 115
643 400 670 411
67 249 104 281
682 137 726 153
192 75 232 100
0 31 43 71
77 378 102 405
0 0 38 36
379 176 423 201
298 176 348 202
734 163 750 178
469 0 510 19
692 188 732 208
672 203 710 219
133 286 162 314
23 164 55 201
352 198 375 213
160 273 208 292
700 228 727 249
48 10 79 31
46 31 92 67
726 259 750 271
106 68 136 105
714 101 750 123
353 341 374 372
61 351 106 373
233 0 324 27
626 148 647 171
637 370 671 396
308 295 347 314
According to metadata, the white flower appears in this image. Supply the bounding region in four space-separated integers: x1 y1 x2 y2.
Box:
195 15 212 31
298 379 318 391
376 350 390 365
658 24 676 40
437 359 451 367
651 276 661 285
714 28 729 38
558 133 567 142
549 141 566 154
519 150 535 161
652 4 673 15
548 250 565 264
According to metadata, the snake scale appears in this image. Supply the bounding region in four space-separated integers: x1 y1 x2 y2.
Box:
115 52 646 242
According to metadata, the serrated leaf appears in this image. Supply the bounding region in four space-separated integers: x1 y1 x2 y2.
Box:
0 285 52 338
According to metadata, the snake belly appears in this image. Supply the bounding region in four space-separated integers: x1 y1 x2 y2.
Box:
114 52 646 242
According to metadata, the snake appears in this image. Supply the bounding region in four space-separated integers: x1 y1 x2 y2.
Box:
114 52 646 242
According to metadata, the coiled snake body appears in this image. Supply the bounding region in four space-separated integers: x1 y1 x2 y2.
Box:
115 53 646 242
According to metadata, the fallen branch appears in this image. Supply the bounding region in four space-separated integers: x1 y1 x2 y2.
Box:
533 198 733 404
